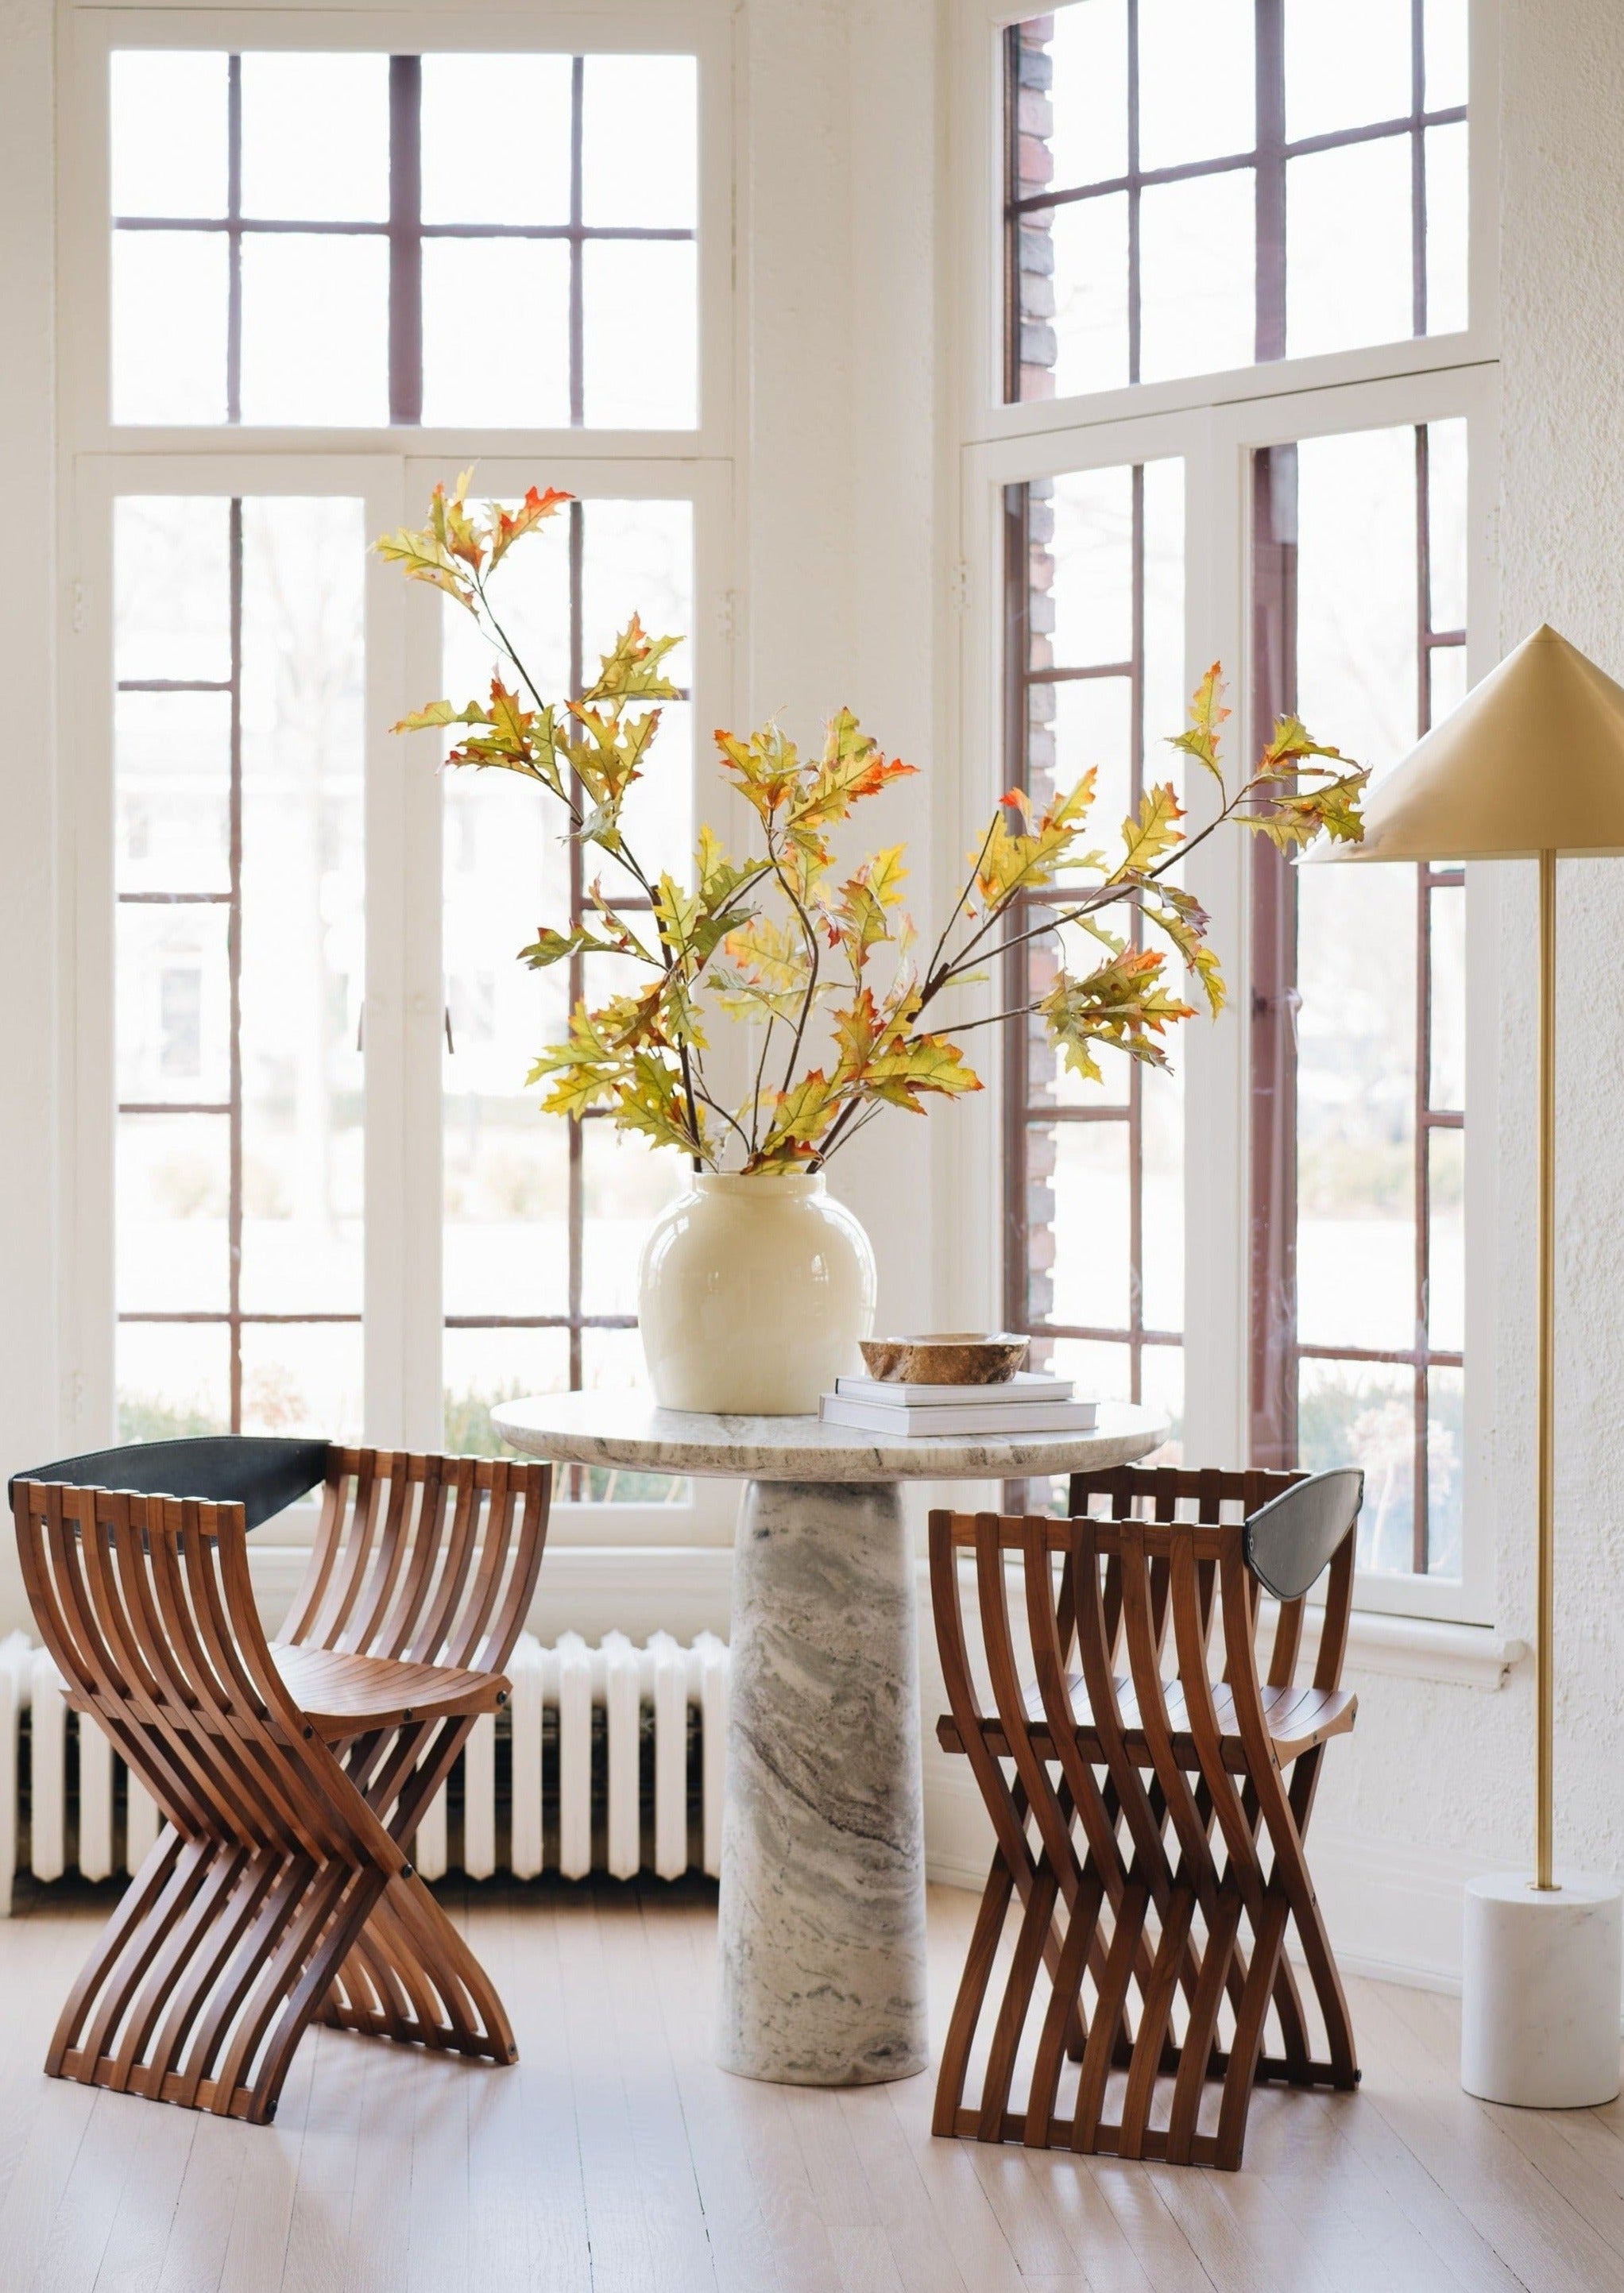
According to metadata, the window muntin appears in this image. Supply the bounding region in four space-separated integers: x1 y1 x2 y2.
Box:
440 495 694 1495
114 494 366 1443
1249 419 1467 1578
109 49 698 429
1005 0 1469 404
1002 457 1186 1477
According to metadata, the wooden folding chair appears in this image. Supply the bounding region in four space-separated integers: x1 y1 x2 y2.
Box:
10 1437 550 2123
928 1463 1363 2171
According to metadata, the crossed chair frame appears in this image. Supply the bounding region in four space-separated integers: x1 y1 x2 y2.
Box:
12 1439 551 2124
929 1464 1362 2172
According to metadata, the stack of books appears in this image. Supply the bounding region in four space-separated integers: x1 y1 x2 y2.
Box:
818 1371 1096 1437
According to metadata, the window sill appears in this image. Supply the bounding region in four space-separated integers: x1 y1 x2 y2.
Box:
1299 1605 1526 1692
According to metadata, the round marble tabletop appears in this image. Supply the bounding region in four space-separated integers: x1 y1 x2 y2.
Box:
491 1388 1168 1482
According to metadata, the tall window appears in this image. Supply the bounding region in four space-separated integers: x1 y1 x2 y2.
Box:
1001 460 1185 1456
1006 0 1467 401
110 49 698 427
1251 423 1467 1576
76 25 725 1498
993 3 1483 1608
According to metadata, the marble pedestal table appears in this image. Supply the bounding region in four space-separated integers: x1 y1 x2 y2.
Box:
492 1390 1166 2087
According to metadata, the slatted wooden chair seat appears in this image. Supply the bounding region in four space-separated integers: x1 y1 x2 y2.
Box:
10 1437 551 2125
267 1644 510 1740
928 1463 1364 2173
939 1671 1357 1771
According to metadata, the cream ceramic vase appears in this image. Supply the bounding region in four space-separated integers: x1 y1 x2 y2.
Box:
636 1172 876 1413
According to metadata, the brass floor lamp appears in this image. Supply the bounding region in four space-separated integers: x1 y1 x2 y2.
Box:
1312 624 1624 2107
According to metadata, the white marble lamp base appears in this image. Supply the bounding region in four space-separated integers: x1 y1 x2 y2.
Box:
1461 1872 1623 2107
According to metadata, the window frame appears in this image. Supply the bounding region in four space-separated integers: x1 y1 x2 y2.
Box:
949 0 1502 1625
60 4 735 461
56 2 742 1553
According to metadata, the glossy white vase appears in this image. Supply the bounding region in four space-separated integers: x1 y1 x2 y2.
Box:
637 1172 877 1414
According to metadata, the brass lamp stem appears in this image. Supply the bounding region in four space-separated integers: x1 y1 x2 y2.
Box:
1536 846 1557 1892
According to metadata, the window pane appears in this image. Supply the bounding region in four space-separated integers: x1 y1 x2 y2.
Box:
117 904 230 1104
1137 0 1254 169
1050 681 1134 840
1427 1128 1464 1354
239 53 389 222
581 54 698 229
1049 466 1133 663
1429 881 1465 1110
1427 416 1468 630
1047 2 1127 188
445 1327 570 1459
115 497 231 682
421 54 573 223
1143 1343 1184 1462
118 1322 230 1443
1139 168 1255 384
237 497 365 1317
1430 643 1468 721
115 690 231 894
1050 1121 1132 1329
1047 1334 1131 1403
118 1116 230 1313
1427 1364 1464 1575
582 240 698 427
581 1126 686 1320
443 1071 569 1321
1425 0 1469 111
240 1321 363 1442
1299 1357 1415 1574
1296 866 1417 1352
1050 194 1130 397
239 235 390 424
1425 119 1470 335
1287 137 1415 360
1297 427 1419 773
111 51 228 217
421 239 572 427
579 1331 687 1499
112 233 229 424
581 499 694 666
1141 1065 1182 1332
1285 0 1410 142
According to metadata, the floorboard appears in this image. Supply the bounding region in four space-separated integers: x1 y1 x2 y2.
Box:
0 1878 1618 2293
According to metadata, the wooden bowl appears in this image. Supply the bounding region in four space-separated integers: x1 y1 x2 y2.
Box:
857 1332 1030 1386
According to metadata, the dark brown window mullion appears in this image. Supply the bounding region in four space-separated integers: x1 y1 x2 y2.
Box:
568 57 586 429
1248 443 1299 1468
388 56 424 426
226 56 242 423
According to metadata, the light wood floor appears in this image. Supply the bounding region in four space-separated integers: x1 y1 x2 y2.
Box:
2 1879 1622 2293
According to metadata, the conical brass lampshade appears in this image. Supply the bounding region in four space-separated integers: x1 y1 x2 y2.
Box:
1307 624 1624 863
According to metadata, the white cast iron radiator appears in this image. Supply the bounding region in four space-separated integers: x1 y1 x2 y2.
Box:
0 1628 729 1914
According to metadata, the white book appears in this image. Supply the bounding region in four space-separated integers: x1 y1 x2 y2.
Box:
832 1371 1075 1407
819 1394 1099 1437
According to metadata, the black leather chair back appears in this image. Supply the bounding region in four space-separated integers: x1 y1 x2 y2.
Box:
10 1436 330 1533
1243 1467 1365 1603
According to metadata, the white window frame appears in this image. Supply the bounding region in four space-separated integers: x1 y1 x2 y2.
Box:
56 1 742 1552
945 0 1502 1624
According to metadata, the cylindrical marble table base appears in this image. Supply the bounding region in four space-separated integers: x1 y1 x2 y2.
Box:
717 1478 927 2085
1461 1871 1622 2106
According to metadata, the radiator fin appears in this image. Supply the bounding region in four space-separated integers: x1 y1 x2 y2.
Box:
1 1629 729 1907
